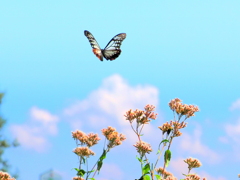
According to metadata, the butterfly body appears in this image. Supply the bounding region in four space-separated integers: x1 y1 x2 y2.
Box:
84 30 126 61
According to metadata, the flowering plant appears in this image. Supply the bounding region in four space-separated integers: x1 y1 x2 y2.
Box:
124 98 205 180
72 127 126 180
0 171 15 180
71 98 216 180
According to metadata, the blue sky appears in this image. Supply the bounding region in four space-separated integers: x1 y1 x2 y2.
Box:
1 0 240 180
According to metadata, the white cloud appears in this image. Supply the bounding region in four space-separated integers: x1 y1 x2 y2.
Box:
168 158 188 178
63 74 159 130
225 118 240 143
179 125 220 164
230 99 240 111
10 107 59 152
10 124 50 152
31 106 59 135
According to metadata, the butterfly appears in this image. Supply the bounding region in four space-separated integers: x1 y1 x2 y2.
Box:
84 30 126 61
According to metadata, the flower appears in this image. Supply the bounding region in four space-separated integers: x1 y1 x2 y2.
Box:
102 126 126 149
133 141 152 155
158 120 187 137
124 104 157 125
169 98 199 118
155 167 176 179
72 130 88 143
73 147 95 157
184 157 202 170
0 171 15 180
85 133 101 147
184 174 201 180
72 177 84 180
144 104 156 112
72 130 100 147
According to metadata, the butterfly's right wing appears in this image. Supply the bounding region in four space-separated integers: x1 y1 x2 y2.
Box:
102 33 126 61
84 30 103 61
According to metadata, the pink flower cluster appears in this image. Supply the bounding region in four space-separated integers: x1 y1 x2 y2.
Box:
155 167 176 180
158 120 187 137
72 130 100 147
102 126 126 149
133 141 152 155
184 157 202 170
124 104 157 124
73 147 95 157
0 171 15 180
169 98 199 118
72 177 84 180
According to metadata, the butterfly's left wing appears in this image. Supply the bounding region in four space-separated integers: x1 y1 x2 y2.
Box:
102 33 126 61
84 30 103 61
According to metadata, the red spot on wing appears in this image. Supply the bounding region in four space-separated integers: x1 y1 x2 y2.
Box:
92 48 103 61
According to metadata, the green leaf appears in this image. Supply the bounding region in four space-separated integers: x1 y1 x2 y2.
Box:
142 163 150 175
97 160 103 171
156 149 161 155
74 169 85 176
160 139 169 145
100 150 107 161
164 150 171 167
155 174 161 180
136 156 142 163
82 157 86 164
89 178 95 180
143 175 151 180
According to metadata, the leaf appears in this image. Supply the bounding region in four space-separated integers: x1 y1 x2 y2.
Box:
89 178 95 180
74 169 85 176
155 174 161 180
100 150 107 161
82 157 86 164
97 161 103 171
142 163 150 175
136 156 142 163
164 150 171 167
74 168 80 171
156 149 161 155
160 139 169 145
87 170 95 173
143 175 151 180
96 150 108 173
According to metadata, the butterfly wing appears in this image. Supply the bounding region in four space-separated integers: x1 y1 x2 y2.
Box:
84 30 103 61
102 33 126 61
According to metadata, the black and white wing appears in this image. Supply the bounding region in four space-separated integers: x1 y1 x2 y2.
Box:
84 30 103 61
102 33 126 61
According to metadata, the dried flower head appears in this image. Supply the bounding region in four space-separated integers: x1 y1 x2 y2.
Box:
102 126 126 149
133 141 152 155
169 98 199 118
85 133 101 147
164 177 177 180
72 177 84 180
158 120 187 137
72 130 88 143
158 122 173 135
184 157 202 171
73 147 95 157
155 167 176 179
72 130 100 147
124 104 157 125
184 174 201 180
144 104 156 112
0 171 15 180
